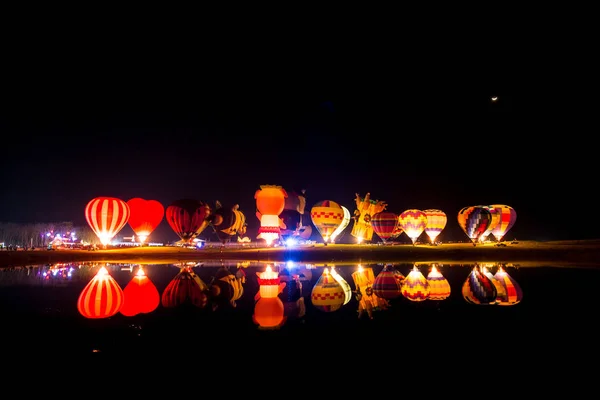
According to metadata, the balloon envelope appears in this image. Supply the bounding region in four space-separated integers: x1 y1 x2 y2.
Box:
127 198 164 243
165 199 211 243
371 212 399 243
85 197 130 245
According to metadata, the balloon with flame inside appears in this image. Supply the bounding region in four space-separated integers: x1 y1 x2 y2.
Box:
477 206 500 243
482 265 506 304
401 265 430 301
253 265 287 329
457 206 492 246
255 185 287 246
85 197 130 246
126 198 164 244
426 264 451 301
423 209 447 244
351 265 389 319
311 268 346 312
462 265 497 305
494 266 523 305
310 200 345 244
120 265 160 317
350 193 388 243
398 209 428 245
490 204 517 242
329 266 352 305
77 266 124 319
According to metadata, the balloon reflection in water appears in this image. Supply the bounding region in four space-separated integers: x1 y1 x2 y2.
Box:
77 266 124 319
372 264 403 299
161 267 208 308
120 266 160 317
482 265 506 305
462 266 497 305
311 268 346 312
278 268 306 320
426 264 451 301
329 266 352 305
351 265 389 319
253 265 286 329
494 266 523 305
401 265 430 301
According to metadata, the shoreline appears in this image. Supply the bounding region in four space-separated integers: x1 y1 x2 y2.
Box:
2 239 600 268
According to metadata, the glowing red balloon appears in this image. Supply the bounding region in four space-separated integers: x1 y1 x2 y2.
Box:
120 266 160 317
77 266 124 319
85 197 130 246
126 198 164 243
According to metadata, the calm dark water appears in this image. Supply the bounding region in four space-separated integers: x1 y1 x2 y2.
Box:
1 260 598 360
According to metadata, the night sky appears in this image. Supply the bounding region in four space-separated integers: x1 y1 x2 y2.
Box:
1 60 595 243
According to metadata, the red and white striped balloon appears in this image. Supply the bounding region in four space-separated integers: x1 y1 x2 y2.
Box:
85 197 130 245
77 266 124 319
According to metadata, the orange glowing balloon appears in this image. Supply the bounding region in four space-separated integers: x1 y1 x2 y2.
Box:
255 185 288 216
77 266 124 319
253 297 286 329
120 266 160 317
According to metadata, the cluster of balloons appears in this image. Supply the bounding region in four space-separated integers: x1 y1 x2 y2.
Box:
84 196 247 246
457 204 517 245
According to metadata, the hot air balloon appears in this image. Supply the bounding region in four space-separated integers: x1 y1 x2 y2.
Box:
372 264 403 299
280 189 312 240
255 185 287 246
253 265 287 329
77 266 124 319
426 264 451 300
401 265 430 301
477 205 500 243
85 197 130 246
482 265 506 304
423 209 447 245
310 200 345 244
398 209 428 245
330 205 351 243
126 198 164 244
350 193 388 243
494 266 523 305
462 265 497 305
120 265 160 317
329 266 352 305
165 199 212 244
161 267 208 308
371 211 399 243
210 201 247 243
490 204 517 242
351 265 389 319
457 206 492 246
311 268 346 312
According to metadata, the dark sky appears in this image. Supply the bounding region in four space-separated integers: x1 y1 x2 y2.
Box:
1 56 596 243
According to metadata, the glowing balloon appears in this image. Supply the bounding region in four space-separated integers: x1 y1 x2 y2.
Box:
398 209 428 245
351 265 389 319
126 198 164 244
255 185 287 245
494 266 523 305
254 265 286 329
85 197 130 246
490 204 517 242
165 199 211 244
371 211 399 243
330 266 352 305
423 209 447 244
457 206 492 245
120 265 160 316
462 266 497 305
426 264 451 300
310 200 345 243
477 205 500 243
77 266 124 319
351 193 388 243
401 265 430 301
311 268 345 312
330 206 351 242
